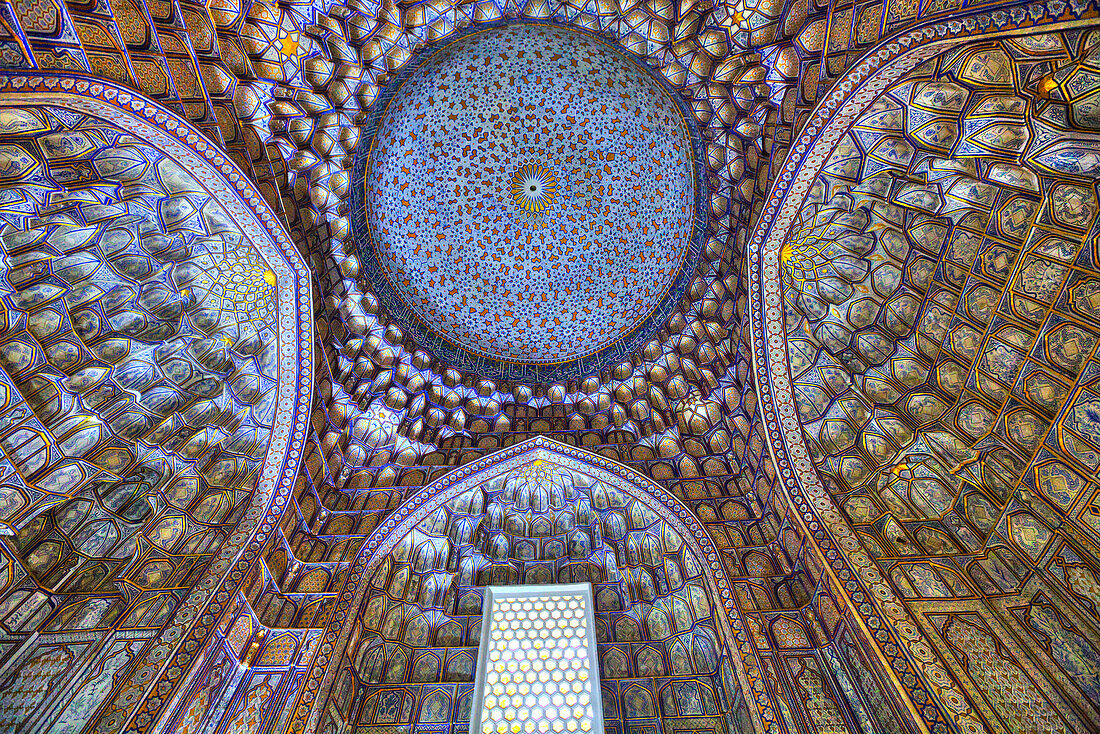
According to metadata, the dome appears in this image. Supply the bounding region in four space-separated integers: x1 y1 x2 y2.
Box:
353 22 703 381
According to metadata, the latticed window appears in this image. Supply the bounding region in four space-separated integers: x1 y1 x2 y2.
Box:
471 584 603 734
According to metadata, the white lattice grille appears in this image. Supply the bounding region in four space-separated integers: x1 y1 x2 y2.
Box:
471 585 603 734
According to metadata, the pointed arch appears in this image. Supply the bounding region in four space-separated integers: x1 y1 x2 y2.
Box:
0 73 313 733
745 7 1100 734
303 436 759 732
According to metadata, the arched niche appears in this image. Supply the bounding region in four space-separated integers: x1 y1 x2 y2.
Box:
747 7 1100 734
0 73 312 733
299 437 762 734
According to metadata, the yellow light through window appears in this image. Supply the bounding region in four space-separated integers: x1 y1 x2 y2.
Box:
471 584 603 734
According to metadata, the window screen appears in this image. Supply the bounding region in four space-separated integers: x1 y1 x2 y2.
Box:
471 584 603 734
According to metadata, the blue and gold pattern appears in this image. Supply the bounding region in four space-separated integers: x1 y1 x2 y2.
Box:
351 21 710 381
3 0 1100 733
510 164 558 217
360 24 698 368
316 439 749 734
0 74 310 734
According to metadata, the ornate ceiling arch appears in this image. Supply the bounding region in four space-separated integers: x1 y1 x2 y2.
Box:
750 3 1100 733
0 73 312 733
294 436 770 733
6 0 1100 730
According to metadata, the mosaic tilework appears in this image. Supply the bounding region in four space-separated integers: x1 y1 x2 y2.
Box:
0 101 282 531
363 23 694 365
6 0 1100 732
750 5 1100 734
307 438 752 734
352 21 707 381
0 73 310 734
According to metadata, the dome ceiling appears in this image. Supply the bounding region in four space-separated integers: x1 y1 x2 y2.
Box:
353 23 703 381
7 0 1100 731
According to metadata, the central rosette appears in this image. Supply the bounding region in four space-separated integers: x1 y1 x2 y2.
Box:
359 23 698 369
510 164 558 215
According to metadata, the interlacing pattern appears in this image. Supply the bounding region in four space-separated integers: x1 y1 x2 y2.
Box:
0 0 1098 732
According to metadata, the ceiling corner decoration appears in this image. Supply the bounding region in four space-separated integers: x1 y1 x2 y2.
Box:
351 22 707 382
0 72 312 731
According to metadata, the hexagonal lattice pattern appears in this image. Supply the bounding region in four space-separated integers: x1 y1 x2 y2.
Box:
473 585 602 734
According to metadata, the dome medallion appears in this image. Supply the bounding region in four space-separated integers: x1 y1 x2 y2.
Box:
352 22 704 381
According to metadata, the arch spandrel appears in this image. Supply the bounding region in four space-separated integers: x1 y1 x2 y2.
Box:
299 436 769 734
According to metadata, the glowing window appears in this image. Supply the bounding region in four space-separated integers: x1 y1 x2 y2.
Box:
471 584 603 734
